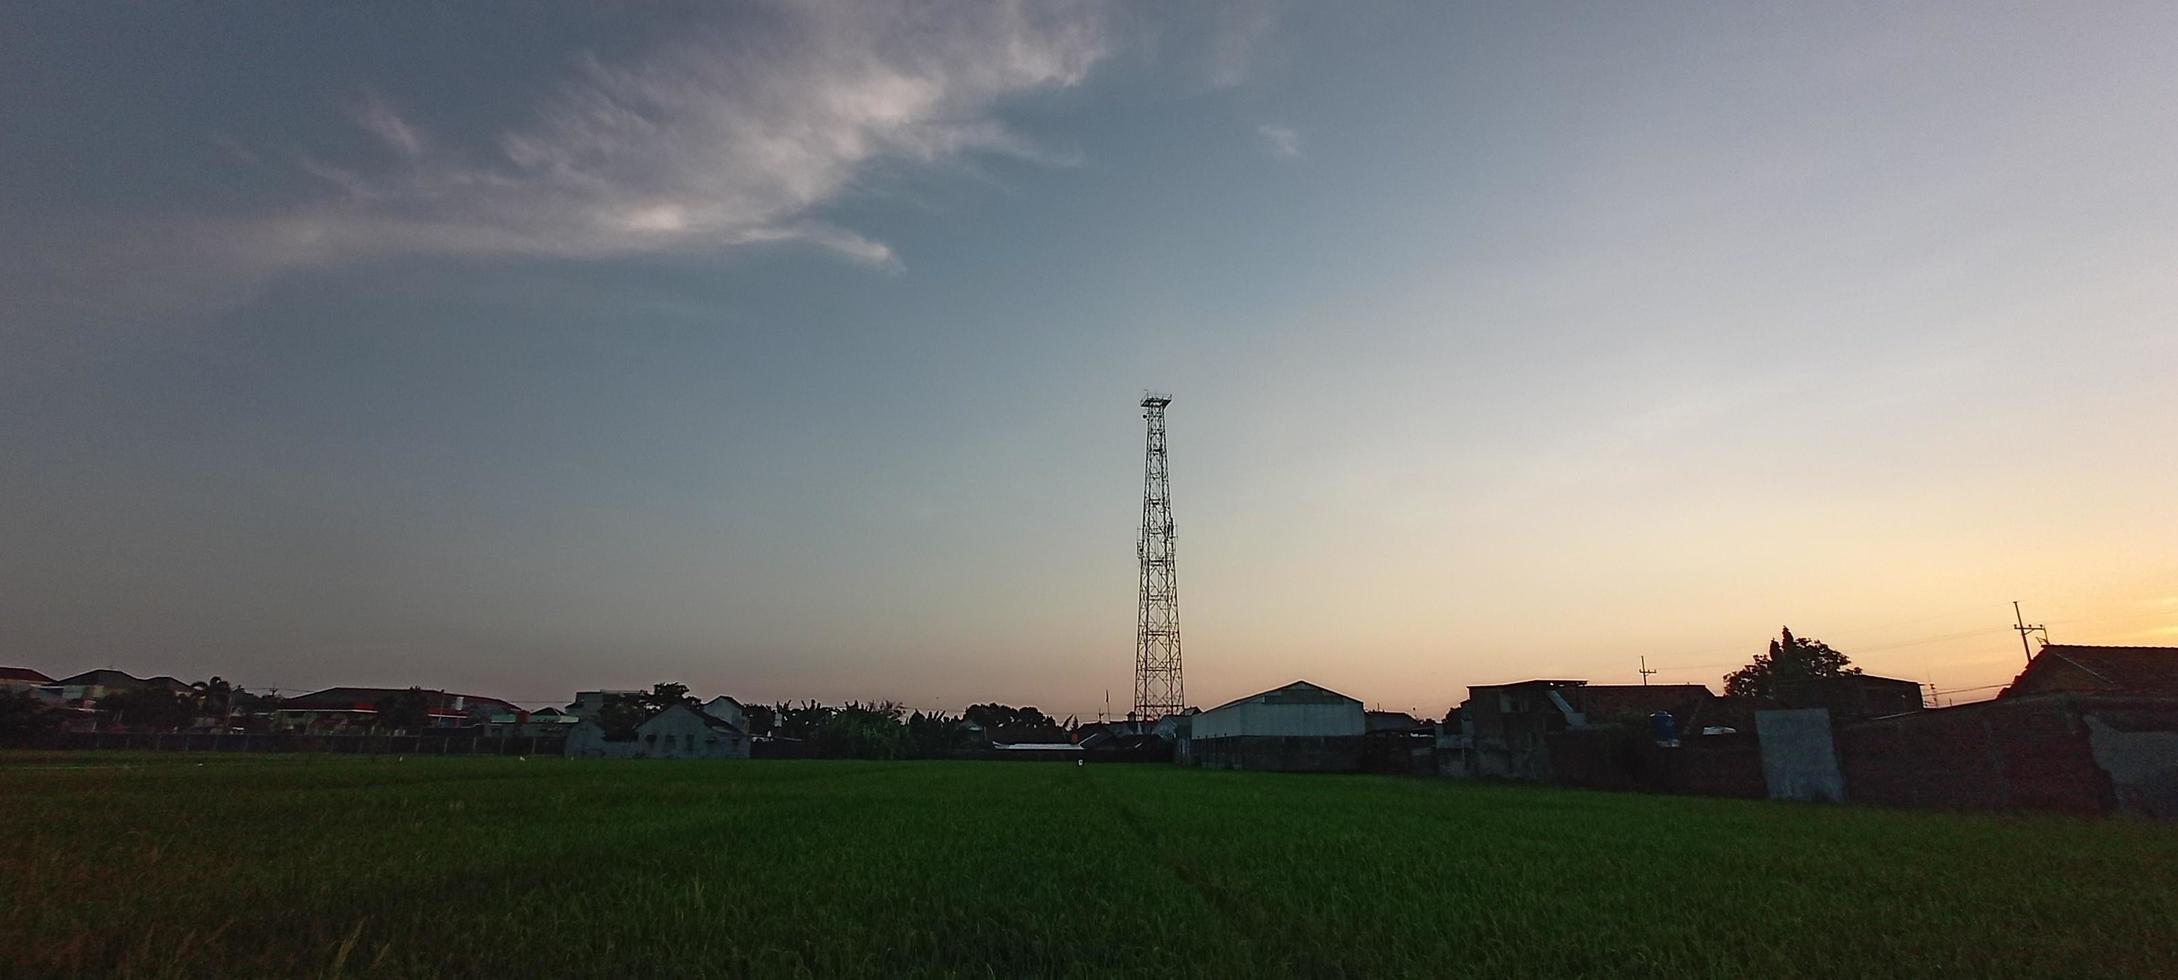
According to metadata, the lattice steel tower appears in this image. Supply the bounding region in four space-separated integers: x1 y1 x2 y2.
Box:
1133 393 1184 719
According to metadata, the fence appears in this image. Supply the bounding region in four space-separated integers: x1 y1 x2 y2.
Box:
29 730 567 756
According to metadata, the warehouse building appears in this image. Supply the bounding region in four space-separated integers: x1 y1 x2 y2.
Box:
1184 680 1367 771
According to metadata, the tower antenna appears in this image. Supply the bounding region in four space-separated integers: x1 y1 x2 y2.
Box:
1133 392 1184 719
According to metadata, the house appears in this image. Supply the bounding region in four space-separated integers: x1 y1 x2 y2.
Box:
484 706 582 738
1185 680 1367 771
1365 710 1423 733
2000 644 2178 699
273 687 516 733
1461 679 1584 780
1461 680 1715 780
0 667 54 692
701 695 749 733
566 690 644 719
46 669 191 706
1772 673 1924 719
988 723 1073 747
565 703 749 759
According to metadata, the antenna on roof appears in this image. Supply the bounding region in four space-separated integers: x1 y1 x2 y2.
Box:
2012 601 2049 664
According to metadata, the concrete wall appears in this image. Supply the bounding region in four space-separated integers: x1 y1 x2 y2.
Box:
1755 709 1846 803
1191 699 1365 740
1190 735 1364 772
1835 695 2178 817
2085 712 2178 818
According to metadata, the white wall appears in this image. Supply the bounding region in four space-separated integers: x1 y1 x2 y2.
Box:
1192 699 1365 739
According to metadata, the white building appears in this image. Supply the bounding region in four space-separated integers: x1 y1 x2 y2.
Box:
566 703 749 759
701 695 748 733
1184 680 1367 771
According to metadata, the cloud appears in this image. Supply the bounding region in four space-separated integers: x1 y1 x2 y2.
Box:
1257 123 1300 159
15 1 1118 326
351 95 424 160
1206 0 1279 88
318 1 1111 268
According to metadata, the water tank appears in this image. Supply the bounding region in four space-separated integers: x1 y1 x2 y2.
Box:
1649 710 1678 746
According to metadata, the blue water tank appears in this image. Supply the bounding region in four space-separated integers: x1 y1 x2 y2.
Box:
1649 710 1678 745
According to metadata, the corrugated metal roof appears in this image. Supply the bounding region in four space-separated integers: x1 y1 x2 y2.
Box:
1206 680 1361 712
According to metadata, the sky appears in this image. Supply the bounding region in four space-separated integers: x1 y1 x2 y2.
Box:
3 1 2174 719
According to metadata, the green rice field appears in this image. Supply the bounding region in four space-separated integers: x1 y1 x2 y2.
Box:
4 753 2175 979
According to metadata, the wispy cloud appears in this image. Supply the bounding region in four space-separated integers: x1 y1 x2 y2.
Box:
305 1 1113 269
351 95 423 160
1206 0 1279 88
1257 123 1300 159
11 1 1120 327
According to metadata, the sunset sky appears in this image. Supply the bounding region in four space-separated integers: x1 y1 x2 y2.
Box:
4 2 2173 718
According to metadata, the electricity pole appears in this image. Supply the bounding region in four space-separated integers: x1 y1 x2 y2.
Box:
2012 601 2048 664
1638 657 1657 686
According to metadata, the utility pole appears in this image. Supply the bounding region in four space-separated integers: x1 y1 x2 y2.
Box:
2012 601 2048 664
1638 657 1657 686
1133 393 1184 720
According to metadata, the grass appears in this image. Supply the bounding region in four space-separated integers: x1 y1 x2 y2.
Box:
4 753 2175 979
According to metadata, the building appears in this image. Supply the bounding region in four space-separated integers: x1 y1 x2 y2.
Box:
47 669 191 706
565 703 749 759
1461 680 1715 780
988 723 1073 747
2000 644 2178 699
700 695 749 733
272 687 515 733
0 667 54 692
1184 680 1367 771
1772 673 1924 719
483 706 582 738
567 690 644 719
1365 710 1423 733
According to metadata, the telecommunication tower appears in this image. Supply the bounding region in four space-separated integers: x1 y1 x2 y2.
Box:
1134 393 1184 719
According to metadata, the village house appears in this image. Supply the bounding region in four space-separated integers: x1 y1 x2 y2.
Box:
700 695 749 732
45 669 192 707
566 690 644 719
1999 644 2178 698
272 687 516 733
483 706 582 738
1460 680 1716 780
565 703 749 759
1 666 55 693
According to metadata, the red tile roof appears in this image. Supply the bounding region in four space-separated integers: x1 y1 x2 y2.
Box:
2003 645 2178 698
1568 684 1713 722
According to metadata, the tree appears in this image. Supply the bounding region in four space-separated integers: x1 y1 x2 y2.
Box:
1723 627 1861 700
192 676 235 723
597 682 699 740
773 701 836 740
373 687 432 733
99 685 195 731
817 701 907 759
0 691 62 746
963 703 1054 730
636 682 697 716
743 703 777 737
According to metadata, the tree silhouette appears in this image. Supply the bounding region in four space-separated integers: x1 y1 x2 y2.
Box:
99 685 196 731
1724 627 1861 700
373 687 432 733
0 691 63 746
